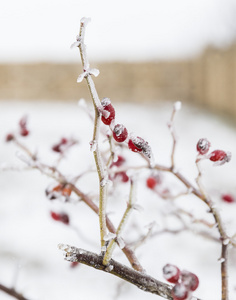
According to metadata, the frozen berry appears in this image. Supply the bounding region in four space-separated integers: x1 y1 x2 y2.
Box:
180 270 199 291
146 175 161 190
20 128 29 137
221 194 235 203
163 264 180 284
110 155 126 168
101 98 115 125
113 124 128 142
209 150 231 165
196 138 211 155
70 261 79 268
172 283 189 300
128 137 143 153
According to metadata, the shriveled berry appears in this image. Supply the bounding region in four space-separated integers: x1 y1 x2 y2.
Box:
172 283 189 300
163 264 180 284
19 116 29 136
196 138 211 155
113 124 128 142
20 128 29 137
5 133 15 142
180 270 199 291
222 194 235 203
101 98 115 125
209 150 231 165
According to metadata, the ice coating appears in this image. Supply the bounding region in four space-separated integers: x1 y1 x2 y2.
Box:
101 97 111 107
113 124 125 136
174 101 182 111
104 232 116 241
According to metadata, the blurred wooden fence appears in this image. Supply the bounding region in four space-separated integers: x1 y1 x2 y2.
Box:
1 44 236 117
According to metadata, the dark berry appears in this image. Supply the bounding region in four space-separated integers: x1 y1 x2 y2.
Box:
113 124 128 142
101 98 115 125
6 133 15 142
222 194 235 203
20 128 29 137
60 213 70 225
172 283 189 300
163 264 180 284
180 270 199 291
196 138 211 155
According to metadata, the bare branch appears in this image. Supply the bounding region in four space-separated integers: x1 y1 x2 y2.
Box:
0 283 29 300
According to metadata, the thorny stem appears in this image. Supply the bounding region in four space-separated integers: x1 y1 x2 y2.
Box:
103 180 136 265
0 283 29 300
77 18 107 248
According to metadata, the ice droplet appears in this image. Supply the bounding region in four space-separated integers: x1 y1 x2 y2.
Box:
89 68 100 77
80 17 91 27
89 140 97 152
105 264 114 272
218 257 225 263
223 238 230 245
104 232 116 241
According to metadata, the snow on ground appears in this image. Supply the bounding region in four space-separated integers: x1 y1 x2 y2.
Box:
0 100 236 300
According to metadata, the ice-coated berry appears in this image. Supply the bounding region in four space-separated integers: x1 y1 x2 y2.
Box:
209 150 231 165
113 124 128 142
172 283 189 300
221 194 235 203
163 264 180 284
180 270 199 291
196 138 211 155
146 175 161 190
101 98 115 125
128 137 144 153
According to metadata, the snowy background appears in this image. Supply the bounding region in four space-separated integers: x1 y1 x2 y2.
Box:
0 100 236 300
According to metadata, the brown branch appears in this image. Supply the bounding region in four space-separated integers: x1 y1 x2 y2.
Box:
0 283 29 300
58 244 203 300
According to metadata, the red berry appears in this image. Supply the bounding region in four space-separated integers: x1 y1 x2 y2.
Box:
209 150 231 165
115 171 129 183
146 175 160 189
196 138 211 155
172 283 189 300
163 264 180 284
221 194 235 203
51 211 61 221
20 128 29 137
70 261 79 268
6 133 15 142
101 98 115 125
113 124 128 142
180 270 199 291
110 155 126 168
128 137 143 153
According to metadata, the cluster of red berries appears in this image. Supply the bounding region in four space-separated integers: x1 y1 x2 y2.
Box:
101 98 152 160
46 184 72 200
6 115 30 142
50 211 70 225
196 138 231 166
163 264 199 300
